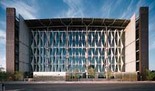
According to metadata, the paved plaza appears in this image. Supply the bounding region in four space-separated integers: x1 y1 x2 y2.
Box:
1 81 155 91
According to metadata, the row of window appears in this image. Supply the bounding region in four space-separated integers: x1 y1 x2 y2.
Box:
32 64 123 72
31 30 124 72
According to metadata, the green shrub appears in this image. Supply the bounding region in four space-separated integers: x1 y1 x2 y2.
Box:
146 70 155 81
14 71 24 81
0 71 24 81
0 72 7 81
88 67 95 78
0 72 15 81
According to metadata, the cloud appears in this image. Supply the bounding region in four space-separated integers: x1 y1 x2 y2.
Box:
149 41 155 50
149 22 155 32
61 0 85 18
0 54 6 70
0 30 6 69
0 21 5 30
149 0 155 12
1 0 38 19
0 30 6 45
120 0 145 19
101 1 113 18
0 21 6 69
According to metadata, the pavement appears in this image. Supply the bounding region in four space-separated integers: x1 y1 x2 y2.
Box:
3 80 155 84
1 81 155 91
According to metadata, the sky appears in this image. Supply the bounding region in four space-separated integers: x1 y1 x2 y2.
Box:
0 0 155 70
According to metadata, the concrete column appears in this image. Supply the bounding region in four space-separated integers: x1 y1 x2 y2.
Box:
139 7 149 80
6 8 16 73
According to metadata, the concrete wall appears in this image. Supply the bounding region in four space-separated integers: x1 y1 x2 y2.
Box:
33 72 66 76
139 7 149 80
19 15 30 72
6 8 16 73
124 15 136 72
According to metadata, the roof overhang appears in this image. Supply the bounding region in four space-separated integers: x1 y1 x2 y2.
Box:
25 18 130 30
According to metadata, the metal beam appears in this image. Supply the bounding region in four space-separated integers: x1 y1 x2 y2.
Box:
28 25 127 29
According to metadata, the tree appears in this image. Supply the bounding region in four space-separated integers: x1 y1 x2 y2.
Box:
0 72 7 81
106 70 112 79
146 70 155 81
0 71 24 81
88 67 95 78
14 71 24 81
0 66 5 72
73 69 80 79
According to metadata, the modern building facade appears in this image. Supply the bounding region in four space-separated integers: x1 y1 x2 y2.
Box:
6 7 149 80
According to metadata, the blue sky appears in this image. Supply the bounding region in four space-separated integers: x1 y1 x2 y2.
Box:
0 0 155 70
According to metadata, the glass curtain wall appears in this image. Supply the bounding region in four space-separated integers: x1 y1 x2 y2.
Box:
30 29 124 75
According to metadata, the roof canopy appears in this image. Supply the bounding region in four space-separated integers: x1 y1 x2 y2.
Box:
25 18 130 29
